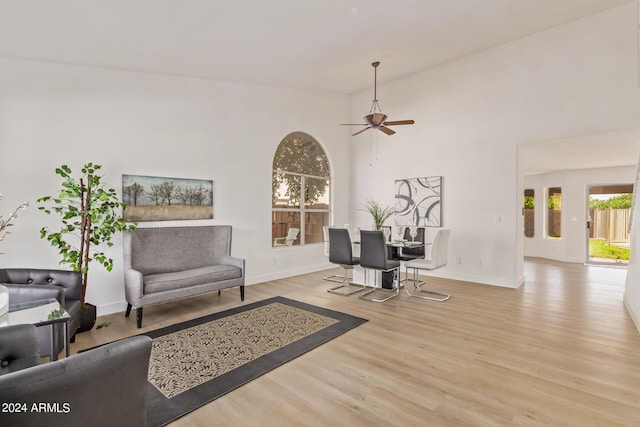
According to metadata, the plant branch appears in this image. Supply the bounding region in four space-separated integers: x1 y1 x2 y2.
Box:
38 163 137 306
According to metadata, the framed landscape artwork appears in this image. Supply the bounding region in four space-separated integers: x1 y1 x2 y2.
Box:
122 174 214 222
394 176 442 227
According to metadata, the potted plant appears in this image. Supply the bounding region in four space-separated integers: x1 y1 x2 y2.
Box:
361 198 395 230
37 163 136 332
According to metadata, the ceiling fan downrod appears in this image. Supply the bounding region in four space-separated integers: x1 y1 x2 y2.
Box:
370 61 383 115
372 61 380 103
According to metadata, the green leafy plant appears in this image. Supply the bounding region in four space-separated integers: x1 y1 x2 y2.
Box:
37 163 137 306
548 194 562 210
523 196 535 210
47 307 68 321
361 198 395 230
589 194 632 209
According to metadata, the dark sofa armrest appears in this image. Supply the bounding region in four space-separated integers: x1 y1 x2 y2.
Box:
0 335 152 427
3 283 65 306
0 324 40 375
0 269 81 302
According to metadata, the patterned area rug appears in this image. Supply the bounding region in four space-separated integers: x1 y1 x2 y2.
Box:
144 296 367 427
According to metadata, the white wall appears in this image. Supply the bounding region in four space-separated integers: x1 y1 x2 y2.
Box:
0 58 351 315
524 166 636 262
3 3 640 320
349 4 640 288
625 163 640 329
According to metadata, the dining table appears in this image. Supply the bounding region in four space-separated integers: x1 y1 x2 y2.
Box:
351 238 430 288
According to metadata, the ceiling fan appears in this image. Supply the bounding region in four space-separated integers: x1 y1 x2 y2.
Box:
341 61 415 136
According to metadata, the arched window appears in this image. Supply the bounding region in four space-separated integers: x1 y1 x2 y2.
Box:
272 132 330 247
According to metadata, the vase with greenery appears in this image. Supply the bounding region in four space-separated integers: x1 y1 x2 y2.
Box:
361 198 395 230
37 163 136 329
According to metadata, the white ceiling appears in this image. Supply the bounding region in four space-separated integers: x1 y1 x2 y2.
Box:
519 129 640 176
0 0 637 174
0 0 633 94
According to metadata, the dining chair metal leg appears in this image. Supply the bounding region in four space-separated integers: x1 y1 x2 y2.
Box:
327 267 366 296
359 270 400 303
323 273 346 283
399 272 424 286
406 267 451 302
328 278 366 296
359 287 399 302
328 282 366 296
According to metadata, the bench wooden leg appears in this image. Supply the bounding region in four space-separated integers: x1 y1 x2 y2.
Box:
136 308 143 329
125 303 132 317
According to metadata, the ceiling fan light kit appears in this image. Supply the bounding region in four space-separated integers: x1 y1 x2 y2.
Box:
341 61 415 136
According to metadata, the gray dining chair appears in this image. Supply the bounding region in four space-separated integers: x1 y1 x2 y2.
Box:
323 226 345 283
404 229 451 301
398 226 426 261
358 230 401 303
327 228 365 296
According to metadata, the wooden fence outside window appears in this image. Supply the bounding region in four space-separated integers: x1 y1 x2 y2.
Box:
590 208 630 247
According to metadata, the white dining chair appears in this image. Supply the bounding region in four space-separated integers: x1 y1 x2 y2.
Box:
404 229 451 301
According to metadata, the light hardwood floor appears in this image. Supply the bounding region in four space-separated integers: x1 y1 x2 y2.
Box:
73 258 640 426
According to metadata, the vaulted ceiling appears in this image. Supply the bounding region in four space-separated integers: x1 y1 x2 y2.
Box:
0 0 632 94
1 0 637 174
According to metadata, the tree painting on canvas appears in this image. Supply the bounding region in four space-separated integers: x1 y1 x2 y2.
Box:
122 174 214 222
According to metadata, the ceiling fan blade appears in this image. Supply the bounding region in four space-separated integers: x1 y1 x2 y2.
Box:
383 120 415 126
352 127 371 136
340 123 367 126
379 126 396 135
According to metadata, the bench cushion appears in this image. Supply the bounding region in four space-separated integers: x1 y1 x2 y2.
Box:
128 226 232 276
143 265 243 294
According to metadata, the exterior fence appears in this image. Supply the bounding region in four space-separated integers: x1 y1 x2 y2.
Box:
590 208 630 247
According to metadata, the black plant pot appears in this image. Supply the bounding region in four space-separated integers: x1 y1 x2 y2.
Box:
77 302 97 333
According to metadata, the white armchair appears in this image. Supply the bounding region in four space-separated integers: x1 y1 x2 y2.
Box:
273 227 299 246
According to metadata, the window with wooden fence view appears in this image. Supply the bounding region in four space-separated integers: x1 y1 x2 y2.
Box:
524 189 534 238
272 132 330 247
547 187 562 239
589 193 631 264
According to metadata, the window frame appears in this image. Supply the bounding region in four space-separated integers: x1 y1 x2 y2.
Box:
547 186 562 239
524 188 535 238
272 133 331 247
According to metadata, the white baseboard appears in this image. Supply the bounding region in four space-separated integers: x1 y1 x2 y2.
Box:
94 262 523 316
94 263 335 317
247 263 334 285
96 300 129 317
412 269 523 289
524 252 584 264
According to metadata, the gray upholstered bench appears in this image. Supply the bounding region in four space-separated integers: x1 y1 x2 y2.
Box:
123 225 245 328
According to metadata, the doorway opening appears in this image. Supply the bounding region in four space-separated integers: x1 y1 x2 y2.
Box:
587 184 633 266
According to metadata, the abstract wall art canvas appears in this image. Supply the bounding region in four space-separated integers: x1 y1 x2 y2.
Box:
394 176 442 226
122 174 214 222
